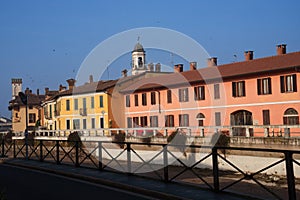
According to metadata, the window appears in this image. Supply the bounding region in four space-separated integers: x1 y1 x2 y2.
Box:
142 93 147 106
49 105 52 118
73 119 80 129
194 86 205 100
179 88 189 102
133 117 139 127
196 113 205 126
99 96 104 108
66 100 70 111
280 74 297 93
179 114 189 126
232 81 245 97
134 94 139 106
283 108 299 125
83 98 87 109
140 116 147 127
91 97 94 109
165 115 174 127
74 99 78 110
167 90 172 103
99 117 104 128
214 84 220 99
29 113 36 123
91 118 95 129
150 116 158 127
257 78 272 95
66 119 70 129
83 119 87 129
262 110 270 125
127 117 133 128
151 92 156 105
215 112 221 126
126 95 130 107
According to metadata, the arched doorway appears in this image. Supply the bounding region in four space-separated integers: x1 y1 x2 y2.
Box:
230 110 253 136
196 113 205 126
283 108 299 125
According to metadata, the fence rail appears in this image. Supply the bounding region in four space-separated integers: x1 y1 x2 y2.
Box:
10 124 300 138
1 138 299 200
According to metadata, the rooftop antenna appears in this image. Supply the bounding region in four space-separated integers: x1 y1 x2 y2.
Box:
137 36 140 43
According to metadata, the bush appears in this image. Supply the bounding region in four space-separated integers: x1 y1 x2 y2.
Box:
67 131 82 148
167 129 187 157
112 132 125 148
4 131 15 144
211 131 230 157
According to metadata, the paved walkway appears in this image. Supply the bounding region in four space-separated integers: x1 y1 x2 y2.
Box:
1 158 254 200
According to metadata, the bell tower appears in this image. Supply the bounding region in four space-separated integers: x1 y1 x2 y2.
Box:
132 42 146 75
12 78 22 99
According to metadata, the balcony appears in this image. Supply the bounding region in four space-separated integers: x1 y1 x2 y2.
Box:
79 108 87 116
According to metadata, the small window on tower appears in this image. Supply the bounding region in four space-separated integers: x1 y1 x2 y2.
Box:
138 57 143 68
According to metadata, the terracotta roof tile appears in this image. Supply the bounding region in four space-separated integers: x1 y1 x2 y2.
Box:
120 51 300 93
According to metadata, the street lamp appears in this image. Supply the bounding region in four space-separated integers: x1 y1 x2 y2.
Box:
19 92 28 159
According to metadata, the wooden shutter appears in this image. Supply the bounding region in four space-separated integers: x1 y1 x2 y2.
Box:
268 77 272 94
280 76 285 93
257 79 261 95
293 74 297 92
232 82 236 97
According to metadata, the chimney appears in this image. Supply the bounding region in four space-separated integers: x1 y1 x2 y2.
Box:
45 87 49 94
174 64 183 73
121 69 128 77
155 63 161 72
207 57 217 67
89 75 94 83
66 78 76 90
244 51 254 61
276 44 287 55
36 89 39 95
190 62 197 70
148 63 154 71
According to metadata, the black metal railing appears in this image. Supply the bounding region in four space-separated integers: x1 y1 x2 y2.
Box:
1 139 299 200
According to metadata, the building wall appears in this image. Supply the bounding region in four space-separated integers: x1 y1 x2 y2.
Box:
54 92 110 134
124 72 300 136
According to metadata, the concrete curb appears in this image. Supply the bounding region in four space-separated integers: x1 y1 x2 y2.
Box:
3 160 190 200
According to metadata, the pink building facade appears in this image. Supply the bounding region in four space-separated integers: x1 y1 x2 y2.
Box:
121 45 300 137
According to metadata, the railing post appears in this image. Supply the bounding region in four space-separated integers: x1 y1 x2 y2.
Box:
1 139 4 157
98 141 103 171
264 128 269 137
75 141 79 167
127 143 131 174
163 144 169 182
285 151 296 200
200 128 205 137
245 127 250 137
39 140 43 162
56 140 60 164
212 147 219 192
25 131 28 160
13 140 16 158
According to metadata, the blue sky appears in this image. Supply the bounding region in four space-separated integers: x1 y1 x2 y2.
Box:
1 0 300 117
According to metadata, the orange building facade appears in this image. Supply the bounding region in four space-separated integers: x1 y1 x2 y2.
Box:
121 45 300 137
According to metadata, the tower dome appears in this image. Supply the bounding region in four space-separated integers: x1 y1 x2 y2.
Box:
133 42 145 52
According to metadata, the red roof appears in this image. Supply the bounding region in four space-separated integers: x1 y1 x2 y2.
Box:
121 51 300 93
